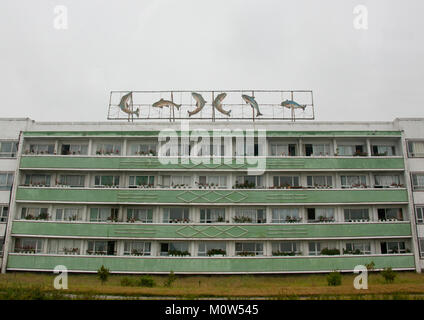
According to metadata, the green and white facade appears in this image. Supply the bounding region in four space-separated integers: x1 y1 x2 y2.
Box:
1 117 424 274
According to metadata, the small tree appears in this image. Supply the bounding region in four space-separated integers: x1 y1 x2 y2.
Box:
164 271 176 287
97 265 110 285
381 267 396 283
327 271 342 286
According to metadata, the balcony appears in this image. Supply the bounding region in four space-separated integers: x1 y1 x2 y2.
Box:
11 221 412 239
20 156 405 171
6 253 415 273
15 187 409 205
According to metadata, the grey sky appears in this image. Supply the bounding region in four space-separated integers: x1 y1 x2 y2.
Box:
0 0 423 122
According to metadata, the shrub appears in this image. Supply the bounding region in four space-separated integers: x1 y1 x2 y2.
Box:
164 271 176 287
120 277 135 287
138 275 155 287
381 267 396 283
327 271 342 286
97 265 110 285
366 261 375 271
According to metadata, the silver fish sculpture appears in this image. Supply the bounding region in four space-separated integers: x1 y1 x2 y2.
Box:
188 92 207 116
242 94 263 117
212 93 231 116
118 92 139 117
280 100 306 110
152 98 182 110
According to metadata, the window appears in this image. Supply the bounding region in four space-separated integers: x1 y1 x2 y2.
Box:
129 143 157 156
372 145 396 156
234 208 266 223
200 208 225 223
272 208 301 223
377 208 403 221
340 175 366 188
95 143 121 155
380 241 407 254
272 242 300 256
307 176 333 188
270 144 296 156
416 207 424 224
235 242 263 256
163 142 190 156
123 241 151 256
345 242 371 255
0 172 13 190
129 175 155 187
127 208 153 223
412 174 424 190
198 175 227 188
200 144 225 156
55 208 81 221
307 208 335 222
235 175 263 188
0 206 8 222
87 240 116 255
308 241 338 256
344 208 370 222
374 175 401 187
305 144 330 156
160 242 190 256
94 175 120 187
273 176 299 188
162 175 191 187
163 208 189 223
20 207 49 220
337 145 364 156
0 141 18 157
419 238 424 258
198 242 226 256
14 238 43 253
27 143 55 155
89 208 119 222
408 141 424 157
24 174 50 187
48 239 82 255
60 143 88 155
58 175 85 187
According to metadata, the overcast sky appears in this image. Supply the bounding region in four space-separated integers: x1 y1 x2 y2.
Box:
0 0 423 122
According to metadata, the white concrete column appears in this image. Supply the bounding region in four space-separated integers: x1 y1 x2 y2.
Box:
366 138 371 156
88 139 93 155
333 138 338 155
298 138 303 156
122 138 128 156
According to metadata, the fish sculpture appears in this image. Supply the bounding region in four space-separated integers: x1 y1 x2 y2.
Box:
242 94 263 117
280 100 307 110
212 93 231 116
118 92 139 117
281 99 306 121
188 92 207 116
152 98 182 110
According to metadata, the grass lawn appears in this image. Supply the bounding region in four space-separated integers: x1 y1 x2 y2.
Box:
1 271 424 299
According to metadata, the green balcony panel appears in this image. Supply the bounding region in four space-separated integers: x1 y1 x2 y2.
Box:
7 254 414 273
22 130 402 138
11 221 412 239
16 188 409 204
20 156 404 170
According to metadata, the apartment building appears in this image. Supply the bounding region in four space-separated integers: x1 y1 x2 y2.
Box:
0 118 423 273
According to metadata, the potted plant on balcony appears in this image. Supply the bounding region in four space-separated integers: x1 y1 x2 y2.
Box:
236 251 255 257
207 249 226 257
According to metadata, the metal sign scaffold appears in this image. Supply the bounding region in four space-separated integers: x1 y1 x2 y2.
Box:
107 90 314 122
